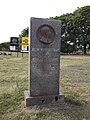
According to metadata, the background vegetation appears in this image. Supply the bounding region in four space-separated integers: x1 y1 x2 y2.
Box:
0 6 90 54
0 27 29 52
52 5 90 54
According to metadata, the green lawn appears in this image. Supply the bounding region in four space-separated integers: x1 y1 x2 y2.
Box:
0 53 90 120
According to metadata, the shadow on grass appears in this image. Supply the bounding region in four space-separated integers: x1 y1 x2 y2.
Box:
65 95 88 106
0 91 89 120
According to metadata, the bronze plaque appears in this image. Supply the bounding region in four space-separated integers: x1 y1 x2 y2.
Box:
37 25 55 44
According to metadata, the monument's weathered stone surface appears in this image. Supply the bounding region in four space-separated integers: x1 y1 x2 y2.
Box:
24 17 64 107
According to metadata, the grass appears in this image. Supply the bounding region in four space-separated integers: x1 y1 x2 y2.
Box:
0 53 90 120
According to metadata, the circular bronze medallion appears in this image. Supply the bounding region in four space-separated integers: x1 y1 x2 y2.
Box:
36 25 55 44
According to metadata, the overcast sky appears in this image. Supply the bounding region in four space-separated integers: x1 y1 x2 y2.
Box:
0 0 90 43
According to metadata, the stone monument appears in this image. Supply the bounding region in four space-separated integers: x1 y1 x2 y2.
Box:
24 17 64 107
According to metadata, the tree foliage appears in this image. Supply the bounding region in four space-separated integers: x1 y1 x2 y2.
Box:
19 27 29 38
0 42 10 51
19 27 29 43
52 6 90 54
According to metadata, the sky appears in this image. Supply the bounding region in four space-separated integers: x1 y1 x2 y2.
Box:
0 0 90 43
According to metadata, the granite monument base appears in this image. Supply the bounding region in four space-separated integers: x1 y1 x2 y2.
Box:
24 90 64 107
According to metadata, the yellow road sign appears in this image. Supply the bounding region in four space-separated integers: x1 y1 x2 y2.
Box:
22 37 28 46
22 43 29 46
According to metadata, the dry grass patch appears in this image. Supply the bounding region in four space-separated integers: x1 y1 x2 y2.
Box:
0 54 90 120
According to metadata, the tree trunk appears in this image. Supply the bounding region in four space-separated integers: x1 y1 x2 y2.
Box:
88 43 90 50
83 44 87 54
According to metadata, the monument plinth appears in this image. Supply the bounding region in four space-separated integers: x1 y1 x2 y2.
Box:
24 17 64 107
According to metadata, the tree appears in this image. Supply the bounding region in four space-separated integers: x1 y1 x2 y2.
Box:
0 42 10 51
18 27 29 51
19 27 29 42
51 6 90 54
73 6 90 54
19 27 29 40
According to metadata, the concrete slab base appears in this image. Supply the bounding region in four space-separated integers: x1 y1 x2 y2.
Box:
24 90 64 107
